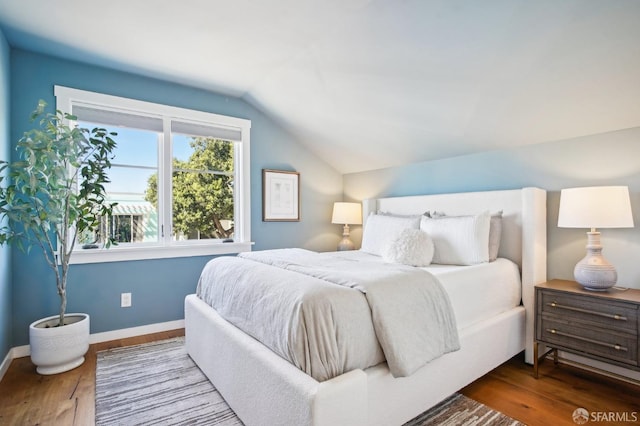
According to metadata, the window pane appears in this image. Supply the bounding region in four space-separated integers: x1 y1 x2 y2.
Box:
171 135 234 241
106 127 158 168
76 122 160 247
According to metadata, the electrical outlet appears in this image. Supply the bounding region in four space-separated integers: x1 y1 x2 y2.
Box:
121 292 132 308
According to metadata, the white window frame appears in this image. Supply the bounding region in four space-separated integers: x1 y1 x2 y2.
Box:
55 86 252 264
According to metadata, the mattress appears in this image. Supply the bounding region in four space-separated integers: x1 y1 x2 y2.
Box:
426 258 521 329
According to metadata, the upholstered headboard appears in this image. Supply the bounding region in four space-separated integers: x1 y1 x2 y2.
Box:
362 187 547 363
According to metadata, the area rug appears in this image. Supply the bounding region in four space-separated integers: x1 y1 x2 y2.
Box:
96 337 524 426
403 393 524 426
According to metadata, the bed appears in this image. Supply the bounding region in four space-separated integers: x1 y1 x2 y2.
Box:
185 187 547 426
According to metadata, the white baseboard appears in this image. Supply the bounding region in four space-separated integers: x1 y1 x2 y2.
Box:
10 344 30 359
0 319 185 383
0 349 12 383
88 319 185 344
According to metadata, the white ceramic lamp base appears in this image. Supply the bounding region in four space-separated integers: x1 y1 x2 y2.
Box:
574 231 617 291
337 224 355 251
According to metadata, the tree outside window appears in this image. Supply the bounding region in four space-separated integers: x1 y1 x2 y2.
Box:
145 137 234 240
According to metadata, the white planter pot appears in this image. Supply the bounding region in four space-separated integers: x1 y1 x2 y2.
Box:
29 313 90 375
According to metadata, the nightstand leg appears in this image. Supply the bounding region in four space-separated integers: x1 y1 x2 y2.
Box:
533 341 539 379
553 348 558 365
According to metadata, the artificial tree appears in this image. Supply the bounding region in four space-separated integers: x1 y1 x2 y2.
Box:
0 100 117 327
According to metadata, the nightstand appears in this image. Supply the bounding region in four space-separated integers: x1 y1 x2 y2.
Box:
534 279 640 379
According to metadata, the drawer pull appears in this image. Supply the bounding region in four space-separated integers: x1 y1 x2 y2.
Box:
545 328 628 352
547 302 628 321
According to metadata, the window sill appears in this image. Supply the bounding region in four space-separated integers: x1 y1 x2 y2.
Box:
68 241 254 264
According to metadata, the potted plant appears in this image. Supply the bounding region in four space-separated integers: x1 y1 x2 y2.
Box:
0 100 117 374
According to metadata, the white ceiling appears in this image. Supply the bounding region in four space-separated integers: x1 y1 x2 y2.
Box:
1 0 639 174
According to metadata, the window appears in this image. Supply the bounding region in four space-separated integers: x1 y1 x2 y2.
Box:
55 86 252 264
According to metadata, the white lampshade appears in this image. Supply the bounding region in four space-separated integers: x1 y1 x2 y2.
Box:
558 186 634 229
331 202 362 251
331 202 362 225
557 186 634 291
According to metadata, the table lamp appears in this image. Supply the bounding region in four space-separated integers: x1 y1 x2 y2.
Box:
557 186 634 291
331 202 362 251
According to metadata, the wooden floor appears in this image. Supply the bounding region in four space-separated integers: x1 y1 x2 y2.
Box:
461 356 640 426
0 330 638 426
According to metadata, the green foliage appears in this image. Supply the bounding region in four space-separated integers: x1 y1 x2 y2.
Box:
0 100 118 326
145 137 234 239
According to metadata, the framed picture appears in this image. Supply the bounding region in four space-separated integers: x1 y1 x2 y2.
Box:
262 169 300 221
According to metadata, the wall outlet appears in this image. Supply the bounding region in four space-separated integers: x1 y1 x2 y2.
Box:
121 292 132 308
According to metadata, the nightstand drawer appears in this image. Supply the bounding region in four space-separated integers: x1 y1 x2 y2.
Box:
539 291 638 333
540 316 638 366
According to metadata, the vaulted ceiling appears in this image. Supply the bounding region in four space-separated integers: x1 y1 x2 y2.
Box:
1 0 639 174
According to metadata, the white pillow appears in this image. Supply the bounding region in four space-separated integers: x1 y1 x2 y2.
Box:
382 228 434 267
428 210 502 262
419 211 491 265
361 213 421 256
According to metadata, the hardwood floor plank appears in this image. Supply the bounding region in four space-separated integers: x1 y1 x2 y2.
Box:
1 330 638 425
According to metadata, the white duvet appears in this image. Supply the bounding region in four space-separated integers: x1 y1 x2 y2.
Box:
196 248 459 381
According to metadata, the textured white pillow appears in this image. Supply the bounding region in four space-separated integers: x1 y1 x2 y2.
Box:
419 211 491 265
361 213 421 256
382 228 434 266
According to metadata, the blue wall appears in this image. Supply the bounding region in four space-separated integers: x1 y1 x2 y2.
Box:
344 130 640 289
9 49 343 346
0 29 11 362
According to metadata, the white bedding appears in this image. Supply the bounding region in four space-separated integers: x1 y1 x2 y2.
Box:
197 248 459 381
323 250 522 330
197 254 384 382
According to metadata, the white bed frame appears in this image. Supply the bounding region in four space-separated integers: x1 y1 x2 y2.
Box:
185 187 547 426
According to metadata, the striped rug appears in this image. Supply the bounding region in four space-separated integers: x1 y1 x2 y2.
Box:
95 337 241 425
96 337 524 426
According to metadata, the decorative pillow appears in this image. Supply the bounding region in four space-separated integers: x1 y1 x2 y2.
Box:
419 211 491 265
382 228 434 266
361 213 421 256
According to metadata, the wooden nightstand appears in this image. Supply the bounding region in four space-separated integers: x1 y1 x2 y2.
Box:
534 279 640 379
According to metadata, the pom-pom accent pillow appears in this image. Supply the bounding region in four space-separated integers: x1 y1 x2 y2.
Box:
419 211 491 265
361 213 421 256
382 229 434 267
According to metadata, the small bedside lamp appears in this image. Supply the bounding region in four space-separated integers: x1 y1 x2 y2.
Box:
558 186 634 291
331 202 362 251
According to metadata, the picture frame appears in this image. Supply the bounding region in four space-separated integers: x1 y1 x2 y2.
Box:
262 169 300 221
